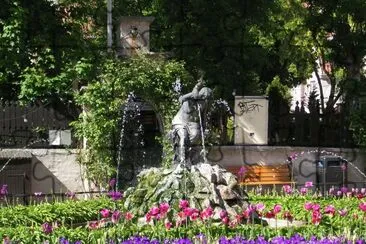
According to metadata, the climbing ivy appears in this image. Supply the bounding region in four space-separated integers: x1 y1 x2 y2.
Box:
71 54 192 187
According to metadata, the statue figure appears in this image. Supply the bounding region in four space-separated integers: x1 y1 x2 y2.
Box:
170 78 212 165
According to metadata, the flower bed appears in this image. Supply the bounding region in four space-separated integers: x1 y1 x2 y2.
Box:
0 183 365 243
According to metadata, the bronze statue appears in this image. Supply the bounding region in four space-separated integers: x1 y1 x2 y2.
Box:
170 78 212 165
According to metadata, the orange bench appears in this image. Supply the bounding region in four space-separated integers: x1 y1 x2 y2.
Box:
226 164 294 185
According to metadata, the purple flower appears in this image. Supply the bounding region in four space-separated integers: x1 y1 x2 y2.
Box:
42 222 53 234
0 185 8 197
59 237 69 244
341 187 348 194
111 210 122 224
238 166 247 177
109 178 116 188
65 191 75 199
305 181 313 188
108 191 123 200
338 208 348 216
282 185 292 194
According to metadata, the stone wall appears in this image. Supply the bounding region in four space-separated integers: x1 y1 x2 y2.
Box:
0 149 90 196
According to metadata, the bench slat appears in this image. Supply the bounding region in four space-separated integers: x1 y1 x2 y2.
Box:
225 164 293 186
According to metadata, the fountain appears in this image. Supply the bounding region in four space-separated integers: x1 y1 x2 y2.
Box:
124 79 250 218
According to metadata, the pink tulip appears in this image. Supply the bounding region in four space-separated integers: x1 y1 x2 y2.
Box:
149 206 160 216
283 185 292 194
304 202 313 211
255 203 265 213
219 210 228 219
305 181 313 188
338 209 348 217
312 204 320 212
145 212 152 223
359 202 366 212
159 202 170 215
221 216 230 225
165 221 172 230
273 204 282 215
324 205 335 216
300 187 308 195
179 199 189 209
100 209 110 218
200 207 213 220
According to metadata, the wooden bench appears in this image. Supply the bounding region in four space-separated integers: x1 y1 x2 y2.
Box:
226 164 294 185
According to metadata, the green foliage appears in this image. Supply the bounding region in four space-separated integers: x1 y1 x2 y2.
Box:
0 197 117 227
72 54 191 185
266 76 292 108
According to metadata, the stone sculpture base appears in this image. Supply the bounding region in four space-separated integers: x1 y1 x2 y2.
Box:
124 163 249 217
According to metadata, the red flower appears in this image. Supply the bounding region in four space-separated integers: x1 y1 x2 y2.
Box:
265 210 275 219
125 212 134 221
311 211 322 225
165 221 172 230
356 194 364 199
283 211 293 222
221 216 230 225
200 206 213 220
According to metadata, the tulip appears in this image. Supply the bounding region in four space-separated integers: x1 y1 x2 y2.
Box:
305 181 313 188
283 185 292 194
300 187 308 195
159 202 170 215
255 203 265 213
304 202 313 211
111 210 121 224
238 166 247 177
338 209 348 217
359 202 366 212
42 222 53 234
283 211 293 222
109 178 116 188
200 207 213 220
179 199 189 209
312 204 320 212
100 209 110 218
125 212 134 221
164 221 172 230
273 204 282 215
324 205 335 216
311 211 322 225
149 206 160 216
108 191 123 200
219 210 228 219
